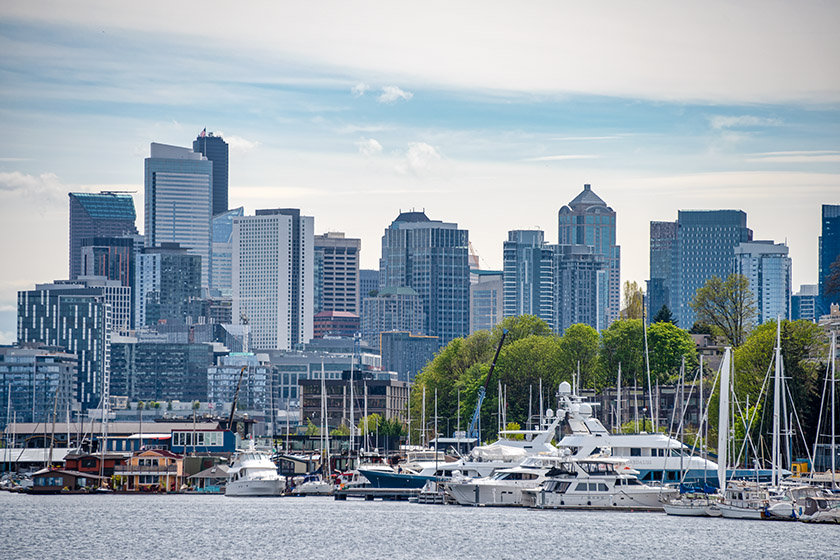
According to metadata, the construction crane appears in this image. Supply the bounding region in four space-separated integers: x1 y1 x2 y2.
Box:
466 329 508 442
227 366 248 432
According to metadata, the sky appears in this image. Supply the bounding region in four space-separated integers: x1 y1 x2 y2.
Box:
1 1 839 344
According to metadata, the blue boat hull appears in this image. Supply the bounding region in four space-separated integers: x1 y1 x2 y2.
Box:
359 469 436 489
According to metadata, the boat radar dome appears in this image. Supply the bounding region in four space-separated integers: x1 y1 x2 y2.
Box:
545 409 554 418
579 403 592 416
559 381 571 395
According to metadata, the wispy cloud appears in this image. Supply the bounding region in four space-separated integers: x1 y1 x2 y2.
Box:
378 86 413 104
524 154 600 162
0 171 66 206
356 137 383 157
551 136 620 141
351 82 371 97
396 142 442 174
746 150 840 163
708 115 782 130
218 134 260 155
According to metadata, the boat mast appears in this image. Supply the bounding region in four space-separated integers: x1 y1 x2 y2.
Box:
699 354 705 484
349 343 355 454
772 320 782 488
642 298 656 432
616 363 622 434
718 347 731 492
832 331 837 491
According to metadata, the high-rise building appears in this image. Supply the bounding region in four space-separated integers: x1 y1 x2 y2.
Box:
360 269 379 299
233 209 314 350
211 207 244 298
379 211 470 345
552 245 608 334
314 232 361 314
647 221 678 322
792 284 818 322
68 192 138 281
380 331 439 382
471 270 504 334
17 286 112 409
734 241 792 324
80 236 135 287
503 230 554 329
313 311 360 338
361 287 425 349
819 204 840 314
0 346 77 428
193 131 229 216
674 210 752 328
558 184 621 327
207 353 275 414
144 142 212 288
135 243 202 328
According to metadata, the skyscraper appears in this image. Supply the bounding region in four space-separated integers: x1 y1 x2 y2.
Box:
314 232 361 314
144 142 213 288
379 211 470 345
558 184 620 328
135 243 202 327
647 221 678 322
673 210 752 328
211 206 244 297
193 131 229 216
361 287 425 349
471 270 504 333
819 204 840 314
503 230 554 329
68 192 138 281
233 209 314 350
360 269 379 299
792 284 818 322
734 241 791 324
552 245 608 334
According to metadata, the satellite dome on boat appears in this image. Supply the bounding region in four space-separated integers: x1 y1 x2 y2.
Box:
559 381 571 395
579 403 593 416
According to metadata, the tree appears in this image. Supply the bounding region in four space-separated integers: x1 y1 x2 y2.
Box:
558 324 601 388
689 273 756 347
620 281 644 320
378 417 406 437
689 320 713 335
304 418 320 436
599 319 645 389
330 424 350 436
652 305 676 325
647 322 697 384
826 254 840 299
357 413 383 435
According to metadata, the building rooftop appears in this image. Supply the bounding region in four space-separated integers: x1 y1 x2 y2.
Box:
568 184 607 208
394 210 431 223
70 192 136 222
314 311 360 319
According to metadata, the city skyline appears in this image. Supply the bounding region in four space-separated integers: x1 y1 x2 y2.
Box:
1 2 839 344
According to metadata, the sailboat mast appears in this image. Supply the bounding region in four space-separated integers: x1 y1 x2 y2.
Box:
616 363 622 433
718 347 731 492
832 331 837 490
772 320 782 488
349 348 354 454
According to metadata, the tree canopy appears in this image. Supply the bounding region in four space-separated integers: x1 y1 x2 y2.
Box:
620 281 644 320
689 273 756 347
652 305 676 325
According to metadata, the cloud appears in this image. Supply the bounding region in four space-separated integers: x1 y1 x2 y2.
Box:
356 137 383 157
0 331 15 345
397 142 442 174
524 154 600 162
708 115 782 130
0 171 65 205
378 86 413 104
351 82 371 97
224 135 260 156
746 150 840 163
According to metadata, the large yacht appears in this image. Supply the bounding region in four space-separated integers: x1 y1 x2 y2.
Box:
521 456 677 510
554 382 779 486
225 441 285 497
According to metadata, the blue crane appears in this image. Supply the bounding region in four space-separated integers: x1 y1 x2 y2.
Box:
466 329 508 442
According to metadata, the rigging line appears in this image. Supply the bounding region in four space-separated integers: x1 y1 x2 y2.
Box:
811 344 834 466
784 379 814 467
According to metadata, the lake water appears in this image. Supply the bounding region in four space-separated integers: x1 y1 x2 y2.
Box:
1 492 837 560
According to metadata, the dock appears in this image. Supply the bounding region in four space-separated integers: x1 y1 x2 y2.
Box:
334 487 421 501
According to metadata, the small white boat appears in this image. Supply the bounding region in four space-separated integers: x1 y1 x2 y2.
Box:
717 480 769 520
291 474 334 496
225 443 285 497
663 494 722 517
799 496 840 523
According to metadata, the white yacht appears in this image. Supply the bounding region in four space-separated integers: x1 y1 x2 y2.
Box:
290 474 334 496
225 442 285 497
522 456 676 510
717 480 771 519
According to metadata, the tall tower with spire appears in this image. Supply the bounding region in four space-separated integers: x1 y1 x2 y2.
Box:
558 184 620 328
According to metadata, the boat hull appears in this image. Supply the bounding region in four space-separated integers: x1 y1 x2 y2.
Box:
225 478 285 497
525 488 674 511
358 469 436 489
718 504 766 520
447 482 533 507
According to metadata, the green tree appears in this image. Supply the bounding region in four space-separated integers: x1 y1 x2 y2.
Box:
304 418 320 436
652 305 676 325
689 273 756 347
620 281 644 320
599 319 645 389
378 417 406 437
558 324 601 388
192 400 200 410
357 413 383 435
330 424 351 436
502 422 524 440
689 320 713 335
647 322 697 384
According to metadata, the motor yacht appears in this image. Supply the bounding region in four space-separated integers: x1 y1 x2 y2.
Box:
225 442 285 497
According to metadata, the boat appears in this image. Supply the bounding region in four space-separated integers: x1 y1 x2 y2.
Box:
290 474 333 496
662 486 722 517
225 441 285 497
521 456 677 510
799 495 840 523
717 480 771 520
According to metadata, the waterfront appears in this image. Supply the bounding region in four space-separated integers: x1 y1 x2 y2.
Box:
1 492 837 560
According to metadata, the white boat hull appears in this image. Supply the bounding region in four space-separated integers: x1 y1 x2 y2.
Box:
448 482 534 507
225 479 285 497
525 487 674 510
663 503 711 516
718 503 766 520
291 481 333 496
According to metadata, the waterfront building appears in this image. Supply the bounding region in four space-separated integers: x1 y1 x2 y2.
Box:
114 449 184 492
819 204 840 314
17 286 112 409
233 209 314 351
360 269 379 299
299 375 408 430
503 230 554 329
655 210 753 328
361 287 425 350
210 207 244 298
68 192 138 281
380 331 438 382
135 243 202 328
552 245 608 334
791 284 818 322
0 346 77 429
734 240 792 324
379 211 470 345
144 142 213 288
192 131 229 216
558 184 621 328
207 353 275 415
470 270 504 334
109 337 217 403
313 311 360 339
647 221 678 323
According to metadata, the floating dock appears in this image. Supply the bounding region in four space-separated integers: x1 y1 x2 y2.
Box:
334 487 421 501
